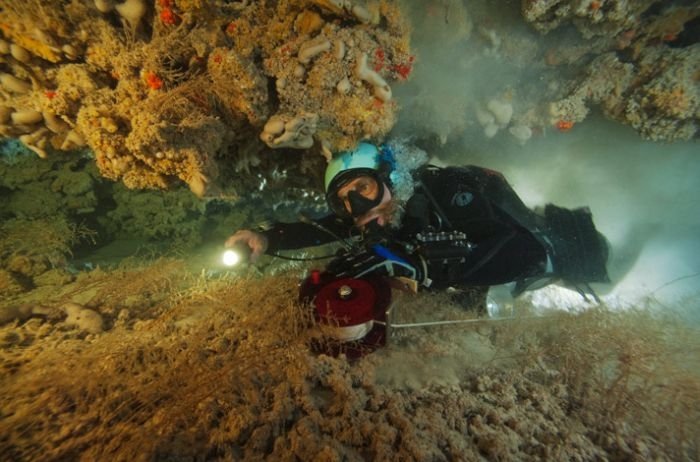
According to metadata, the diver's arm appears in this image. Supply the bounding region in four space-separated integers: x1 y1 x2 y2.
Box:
262 215 350 253
224 230 269 263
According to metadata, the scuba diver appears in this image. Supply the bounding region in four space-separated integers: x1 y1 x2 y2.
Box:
225 142 611 304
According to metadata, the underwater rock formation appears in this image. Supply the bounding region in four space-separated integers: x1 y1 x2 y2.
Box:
522 0 659 36
525 0 700 141
548 45 699 141
1 0 697 197
0 217 87 296
392 0 697 150
0 0 412 195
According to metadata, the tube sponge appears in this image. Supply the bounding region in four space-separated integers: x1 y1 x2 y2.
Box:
260 113 319 149
298 38 331 64
114 0 146 33
355 52 392 102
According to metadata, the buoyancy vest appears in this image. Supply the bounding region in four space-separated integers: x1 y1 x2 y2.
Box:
404 165 610 290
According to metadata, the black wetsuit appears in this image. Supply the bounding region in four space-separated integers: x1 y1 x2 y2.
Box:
262 165 609 292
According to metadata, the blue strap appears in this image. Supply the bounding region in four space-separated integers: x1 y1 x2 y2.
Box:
378 144 397 171
372 244 409 265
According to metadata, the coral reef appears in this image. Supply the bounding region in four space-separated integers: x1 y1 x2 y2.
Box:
522 0 658 37
0 217 94 296
524 0 700 141
392 1 697 150
0 144 330 290
0 150 226 259
549 45 699 141
0 0 413 195
98 182 209 248
0 149 99 218
1 0 696 192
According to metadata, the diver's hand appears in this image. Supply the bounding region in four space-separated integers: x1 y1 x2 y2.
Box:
225 230 268 263
327 245 424 282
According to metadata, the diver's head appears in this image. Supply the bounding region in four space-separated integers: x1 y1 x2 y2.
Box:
325 142 395 229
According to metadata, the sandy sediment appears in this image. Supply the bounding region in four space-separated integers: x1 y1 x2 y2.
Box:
0 261 698 461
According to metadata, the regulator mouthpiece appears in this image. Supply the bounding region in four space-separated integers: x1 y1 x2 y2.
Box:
222 243 251 267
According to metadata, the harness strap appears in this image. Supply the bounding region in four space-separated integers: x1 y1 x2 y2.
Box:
415 179 454 231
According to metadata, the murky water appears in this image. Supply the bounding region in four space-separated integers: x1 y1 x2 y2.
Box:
435 115 700 310
388 0 700 316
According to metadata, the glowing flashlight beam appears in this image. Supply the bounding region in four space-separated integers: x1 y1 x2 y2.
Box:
222 249 241 267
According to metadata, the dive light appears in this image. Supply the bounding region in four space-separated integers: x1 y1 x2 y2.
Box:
222 243 252 267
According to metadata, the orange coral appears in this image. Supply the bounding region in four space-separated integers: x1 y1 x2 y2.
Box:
662 33 677 42
373 48 386 72
556 120 575 131
653 87 689 116
160 8 179 26
392 55 415 80
145 72 163 90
